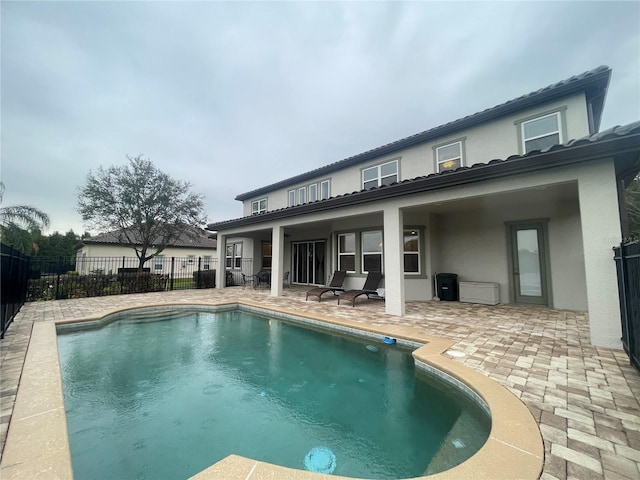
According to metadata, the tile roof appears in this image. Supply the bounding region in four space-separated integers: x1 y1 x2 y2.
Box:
84 226 217 249
208 120 640 231
235 66 611 201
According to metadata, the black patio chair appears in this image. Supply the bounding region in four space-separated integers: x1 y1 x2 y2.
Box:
305 271 347 302
337 271 383 307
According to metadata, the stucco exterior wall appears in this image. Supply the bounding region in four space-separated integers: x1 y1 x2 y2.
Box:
434 190 587 310
242 93 589 215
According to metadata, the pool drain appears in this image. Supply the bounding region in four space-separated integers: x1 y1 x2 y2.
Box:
304 446 336 474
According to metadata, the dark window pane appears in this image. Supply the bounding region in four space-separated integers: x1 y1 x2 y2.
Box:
381 175 397 186
363 254 381 272
339 255 355 272
524 133 560 153
404 254 419 273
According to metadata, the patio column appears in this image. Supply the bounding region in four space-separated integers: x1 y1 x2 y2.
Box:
270 225 284 297
383 206 405 316
215 233 226 289
578 160 622 348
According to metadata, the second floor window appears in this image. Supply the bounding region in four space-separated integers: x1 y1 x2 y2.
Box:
298 187 306 204
362 160 398 190
522 112 562 153
308 183 318 202
251 198 267 215
320 180 330 200
436 141 463 173
288 190 296 207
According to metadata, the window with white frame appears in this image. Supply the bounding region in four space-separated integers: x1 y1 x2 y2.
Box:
226 243 242 269
188 255 195 264
251 198 267 215
288 190 296 207
361 230 383 273
362 160 398 190
521 112 562 153
233 243 242 268
298 187 306 204
338 233 356 272
403 230 420 273
308 183 318 202
320 180 330 200
203 256 211 270
154 255 164 270
436 141 463 173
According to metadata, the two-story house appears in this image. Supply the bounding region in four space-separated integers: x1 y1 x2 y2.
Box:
207 66 640 349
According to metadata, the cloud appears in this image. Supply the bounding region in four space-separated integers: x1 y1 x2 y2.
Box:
1 1 638 234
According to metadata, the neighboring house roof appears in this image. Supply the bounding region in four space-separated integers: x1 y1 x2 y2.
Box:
208 121 640 231
235 66 611 201
83 226 217 249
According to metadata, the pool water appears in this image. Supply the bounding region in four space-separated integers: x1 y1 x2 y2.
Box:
57 309 490 480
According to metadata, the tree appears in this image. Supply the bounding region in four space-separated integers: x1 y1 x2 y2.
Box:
625 174 640 238
0 181 50 254
36 229 83 259
77 155 207 270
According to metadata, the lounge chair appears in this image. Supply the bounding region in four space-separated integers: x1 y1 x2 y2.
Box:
305 271 347 302
337 271 383 307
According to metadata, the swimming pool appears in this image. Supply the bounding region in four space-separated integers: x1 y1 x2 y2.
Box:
57 306 491 480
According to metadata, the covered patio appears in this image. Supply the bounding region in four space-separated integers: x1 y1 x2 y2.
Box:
1 287 639 479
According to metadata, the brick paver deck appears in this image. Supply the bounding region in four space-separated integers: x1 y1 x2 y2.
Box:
1 287 639 479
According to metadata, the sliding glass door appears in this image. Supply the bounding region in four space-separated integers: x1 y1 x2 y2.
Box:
292 241 326 285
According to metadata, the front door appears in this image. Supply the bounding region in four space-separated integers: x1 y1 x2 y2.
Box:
508 222 549 305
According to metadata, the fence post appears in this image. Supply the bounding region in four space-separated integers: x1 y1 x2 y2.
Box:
55 268 61 300
197 257 202 288
120 256 126 294
170 257 175 291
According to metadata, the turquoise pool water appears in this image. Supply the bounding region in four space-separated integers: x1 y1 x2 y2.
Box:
57 308 490 479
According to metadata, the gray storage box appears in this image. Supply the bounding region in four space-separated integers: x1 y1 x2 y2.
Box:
459 282 500 305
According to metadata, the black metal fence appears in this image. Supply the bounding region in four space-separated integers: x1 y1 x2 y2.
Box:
1 244 31 338
26 255 256 301
614 239 640 371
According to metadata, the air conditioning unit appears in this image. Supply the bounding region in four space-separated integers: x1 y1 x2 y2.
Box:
459 282 500 305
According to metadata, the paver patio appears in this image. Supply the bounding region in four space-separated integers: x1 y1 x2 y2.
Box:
1 287 639 479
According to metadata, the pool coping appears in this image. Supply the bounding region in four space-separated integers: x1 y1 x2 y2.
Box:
0 300 544 480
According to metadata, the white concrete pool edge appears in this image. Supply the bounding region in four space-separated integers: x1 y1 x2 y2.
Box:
0 300 544 480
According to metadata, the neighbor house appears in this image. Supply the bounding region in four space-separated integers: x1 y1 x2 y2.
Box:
76 227 217 276
207 66 640 348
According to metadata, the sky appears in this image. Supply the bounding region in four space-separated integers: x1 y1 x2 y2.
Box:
2 1 639 236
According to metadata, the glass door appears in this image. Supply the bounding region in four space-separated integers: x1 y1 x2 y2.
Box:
508 223 549 305
292 240 326 285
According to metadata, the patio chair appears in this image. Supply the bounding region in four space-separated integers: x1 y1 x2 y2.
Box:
337 271 383 307
255 270 271 289
241 273 256 289
305 271 347 302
